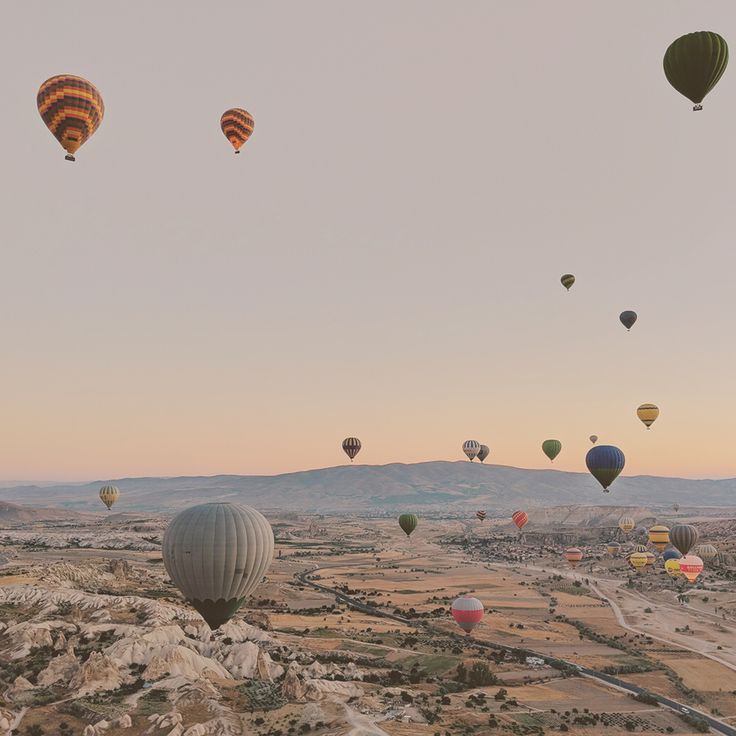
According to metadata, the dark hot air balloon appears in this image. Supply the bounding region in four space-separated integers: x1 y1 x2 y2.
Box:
670 524 699 556
542 439 562 462
399 514 418 537
586 445 625 492
477 444 490 463
561 274 575 291
342 437 361 461
620 311 637 331
664 32 728 110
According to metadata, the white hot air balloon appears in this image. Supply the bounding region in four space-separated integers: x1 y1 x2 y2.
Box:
162 502 274 629
462 440 480 461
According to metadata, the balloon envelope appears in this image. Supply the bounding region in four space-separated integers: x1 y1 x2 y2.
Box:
477 445 490 463
342 437 361 461
586 445 625 492
220 108 255 152
679 554 704 583
476 510 487 522
637 404 659 429
670 524 699 556
565 547 583 568
629 552 648 570
665 558 682 578
542 439 562 462
647 525 670 552
695 543 717 561
162 503 274 630
512 510 528 530
664 31 728 109
618 516 635 533
451 595 484 633
561 274 575 291
99 484 119 510
662 547 682 562
462 440 480 461
619 311 637 330
589 435 598 444
399 513 418 537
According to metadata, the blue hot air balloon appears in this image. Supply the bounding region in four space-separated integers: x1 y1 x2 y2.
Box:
585 445 625 493
662 547 682 562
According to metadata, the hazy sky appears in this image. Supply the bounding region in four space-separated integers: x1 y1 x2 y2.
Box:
1 1 735 481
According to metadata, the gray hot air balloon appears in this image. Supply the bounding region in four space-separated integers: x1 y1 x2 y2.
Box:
162 502 274 630
477 444 490 462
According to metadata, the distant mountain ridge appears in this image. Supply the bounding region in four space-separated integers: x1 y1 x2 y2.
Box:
0 461 733 514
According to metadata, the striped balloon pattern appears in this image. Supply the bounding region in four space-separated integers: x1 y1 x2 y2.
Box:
462 440 480 461
220 108 255 153
511 510 528 530
629 552 648 570
618 516 635 533
398 513 418 537
606 542 621 556
565 547 583 568
560 274 575 291
670 524 699 556
37 75 104 161
477 444 490 463
98 484 119 510
476 510 487 522
585 445 625 492
647 525 670 552
451 595 484 634
679 554 704 583
695 543 717 561
342 437 361 461
637 404 659 429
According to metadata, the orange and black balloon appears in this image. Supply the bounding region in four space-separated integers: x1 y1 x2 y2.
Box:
37 75 104 161
221 108 255 154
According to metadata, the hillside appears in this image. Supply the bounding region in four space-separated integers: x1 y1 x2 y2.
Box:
0 501 92 523
0 461 733 513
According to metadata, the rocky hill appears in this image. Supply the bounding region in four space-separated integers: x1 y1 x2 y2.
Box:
0 461 733 514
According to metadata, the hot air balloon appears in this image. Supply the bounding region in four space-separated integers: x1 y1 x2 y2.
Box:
342 437 361 461
162 503 274 630
586 445 625 492
561 274 575 291
672 503 680 514
451 595 484 634
695 543 717 561
647 525 670 552
542 439 562 463
679 555 704 583
606 542 621 556
37 75 104 161
564 548 583 568
477 445 490 463
634 544 648 553
220 108 255 153
637 404 659 429
662 547 682 562
619 311 637 331
665 558 682 578
629 552 648 571
644 551 656 567
589 435 598 444
399 513 418 537
462 440 480 461
664 32 728 110
670 524 699 556
476 510 487 522
511 510 528 531
98 484 119 510
618 516 635 534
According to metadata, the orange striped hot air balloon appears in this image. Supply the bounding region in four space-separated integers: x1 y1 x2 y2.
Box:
37 75 104 161
221 108 255 153
511 510 528 530
476 510 487 522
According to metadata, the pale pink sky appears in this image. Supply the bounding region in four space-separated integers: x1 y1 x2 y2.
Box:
0 1 735 481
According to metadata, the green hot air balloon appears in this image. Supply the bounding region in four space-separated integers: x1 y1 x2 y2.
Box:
561 274 575 291
399 513 418 537
542 439 562 462
162 502 274 629
664 31 728 110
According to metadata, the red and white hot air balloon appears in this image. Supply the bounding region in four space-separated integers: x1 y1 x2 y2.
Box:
564 547 583 568
679 555 704 584
512 510 528 531
451 595 484 634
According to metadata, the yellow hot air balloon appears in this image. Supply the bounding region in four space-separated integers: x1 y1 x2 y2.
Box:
637 404 659 429
98 484 119 510
665 558 682 578
618 516 635 534
37 75 104 161
629 552 648 571
647 525 670 552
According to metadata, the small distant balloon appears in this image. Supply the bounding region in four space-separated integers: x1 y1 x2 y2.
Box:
606 542 621 556
672 502 680 513
476 510 487 522
637 404 659 429
477 445 490 463
565 547 583 568
342 437 361 462
618 516 635 533
620 311 637 331
99 484 119 510
399 513 418 537
542 439 562 462
589 435 598 444
221 108 255 153
462 440 480 461
512 510 528 530
560 274 575 291
695 543 717 561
